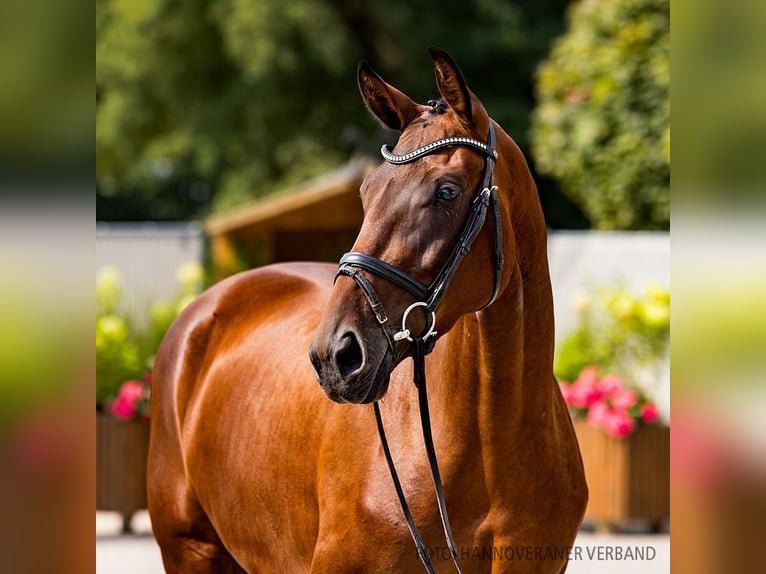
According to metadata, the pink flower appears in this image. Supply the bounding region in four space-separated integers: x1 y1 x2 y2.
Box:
640 402 660 424
596 373 623 397
611 388 639 411
119 380 144 404
109 380 145 421
110 396 137 420
604 409 635 439
587 400 611 428
570 366 602 408
564 366 658 439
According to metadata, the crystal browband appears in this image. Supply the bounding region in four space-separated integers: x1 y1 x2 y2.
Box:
381 136 499 165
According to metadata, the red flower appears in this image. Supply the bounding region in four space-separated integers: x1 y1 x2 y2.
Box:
110 395 137 420
596 373 622 396
569 366 603 408
587 399 610 428
562 366 661 439
120 380 144 402
640 402 660 424
611 387 639 411
109 379 147 421
604 409 635 439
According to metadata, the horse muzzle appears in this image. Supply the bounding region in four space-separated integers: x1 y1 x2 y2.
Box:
309 328 393 404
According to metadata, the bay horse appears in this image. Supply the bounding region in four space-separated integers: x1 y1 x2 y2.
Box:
148 48 587 573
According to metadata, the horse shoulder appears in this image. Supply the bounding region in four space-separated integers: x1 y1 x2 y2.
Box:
152 262 334 429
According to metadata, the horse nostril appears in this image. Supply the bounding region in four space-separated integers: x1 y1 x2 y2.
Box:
308 344 322 380
334 331 364 380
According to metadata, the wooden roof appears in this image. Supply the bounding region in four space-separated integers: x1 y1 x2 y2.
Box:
205 157 377 240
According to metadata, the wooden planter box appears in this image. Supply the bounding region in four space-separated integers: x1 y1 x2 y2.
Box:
96 414 150 532
573 418 669 529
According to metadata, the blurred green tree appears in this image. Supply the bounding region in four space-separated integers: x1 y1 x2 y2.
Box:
530 0 670 230
97 0 583 224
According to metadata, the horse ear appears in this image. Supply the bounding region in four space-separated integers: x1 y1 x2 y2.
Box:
428 47 473 123
357 61 419 131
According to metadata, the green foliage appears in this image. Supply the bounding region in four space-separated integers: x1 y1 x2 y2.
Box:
96 267 142 405
531 0 670 230
555 283 670 384
96 314 142 406
96 0 576 222
554 328 608 384
96 264 204 406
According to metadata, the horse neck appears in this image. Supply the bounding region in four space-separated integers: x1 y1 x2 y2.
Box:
478 238 555 406
439 146 557 435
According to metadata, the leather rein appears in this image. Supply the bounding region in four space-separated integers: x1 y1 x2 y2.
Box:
334 123 503 573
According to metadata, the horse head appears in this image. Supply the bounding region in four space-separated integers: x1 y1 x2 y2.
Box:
310 48 514 404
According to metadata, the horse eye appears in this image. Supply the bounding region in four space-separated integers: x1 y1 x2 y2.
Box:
436 186 460 202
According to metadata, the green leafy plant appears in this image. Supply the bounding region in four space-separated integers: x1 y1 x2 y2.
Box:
555 283 669 382
531 0 670 230
96 267 142 406
96 263 204 415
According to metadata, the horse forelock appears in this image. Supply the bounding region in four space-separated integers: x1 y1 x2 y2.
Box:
394 102 480 156
426 98 449 114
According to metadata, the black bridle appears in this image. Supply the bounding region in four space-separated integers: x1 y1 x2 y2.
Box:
333 123 504 573
337 123 503 353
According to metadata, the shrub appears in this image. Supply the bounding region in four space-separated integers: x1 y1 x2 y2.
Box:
531 0 670 230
